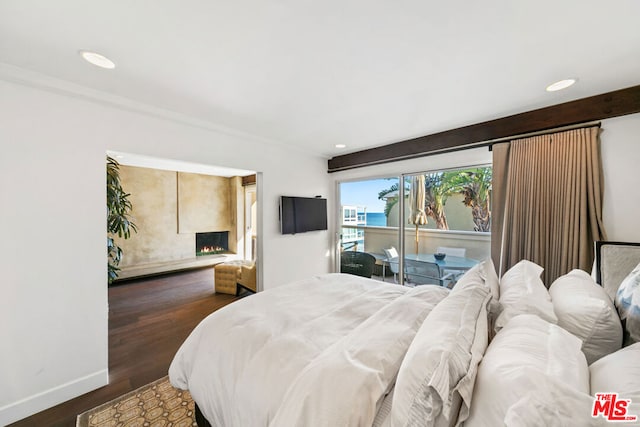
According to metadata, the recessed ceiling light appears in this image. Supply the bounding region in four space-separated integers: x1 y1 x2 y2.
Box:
335 144 347 148
546 78 576 92
79 50 115 69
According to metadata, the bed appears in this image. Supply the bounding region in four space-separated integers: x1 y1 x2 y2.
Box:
169 242 640 427
169 269 496 427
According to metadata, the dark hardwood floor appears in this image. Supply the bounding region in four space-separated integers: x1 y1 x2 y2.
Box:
9 268 239 427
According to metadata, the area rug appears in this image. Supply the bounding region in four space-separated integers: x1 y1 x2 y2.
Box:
76 376 197 427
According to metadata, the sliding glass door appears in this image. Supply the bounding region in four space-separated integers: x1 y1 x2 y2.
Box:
401 167 492 287
338 165 492 287
338 177 400 281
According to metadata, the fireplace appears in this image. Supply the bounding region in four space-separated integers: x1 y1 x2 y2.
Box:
195 231 229 256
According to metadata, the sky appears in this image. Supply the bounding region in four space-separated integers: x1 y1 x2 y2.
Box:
340 178 399 213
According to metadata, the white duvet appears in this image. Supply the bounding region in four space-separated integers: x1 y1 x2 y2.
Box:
169 273 449 426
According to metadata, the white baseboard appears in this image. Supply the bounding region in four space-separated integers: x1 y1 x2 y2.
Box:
0 369 108 426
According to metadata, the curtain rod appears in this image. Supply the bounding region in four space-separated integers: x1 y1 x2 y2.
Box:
486 121 601 151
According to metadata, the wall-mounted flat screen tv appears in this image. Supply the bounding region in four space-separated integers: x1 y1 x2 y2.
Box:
280 196 328 235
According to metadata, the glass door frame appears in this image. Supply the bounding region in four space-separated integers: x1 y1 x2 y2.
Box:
336 162 491 285
335 174 403 277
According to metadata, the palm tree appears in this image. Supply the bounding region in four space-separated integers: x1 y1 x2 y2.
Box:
377 167 492 232
378 175 452 230
423 172 453 230
377 181 405 218
447 168 492 232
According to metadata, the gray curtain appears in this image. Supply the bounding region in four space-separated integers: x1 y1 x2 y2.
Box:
492 126 606 285
491 142 510 275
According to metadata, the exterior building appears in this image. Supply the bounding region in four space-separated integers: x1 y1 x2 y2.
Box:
341 205 366 251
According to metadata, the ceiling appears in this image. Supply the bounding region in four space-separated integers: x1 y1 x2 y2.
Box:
1 1 639 159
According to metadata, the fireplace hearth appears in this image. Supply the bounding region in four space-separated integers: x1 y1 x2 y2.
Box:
195 231 229 256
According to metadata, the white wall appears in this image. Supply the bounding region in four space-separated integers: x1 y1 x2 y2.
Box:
600 113 640 242
0 78 332 424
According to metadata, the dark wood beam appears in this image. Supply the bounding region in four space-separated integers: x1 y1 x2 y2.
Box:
242 174 256 186
327 85 640 172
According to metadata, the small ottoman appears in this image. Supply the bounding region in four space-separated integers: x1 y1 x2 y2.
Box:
214 261 251 295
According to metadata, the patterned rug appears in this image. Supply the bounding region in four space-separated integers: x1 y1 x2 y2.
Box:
76 376 197 427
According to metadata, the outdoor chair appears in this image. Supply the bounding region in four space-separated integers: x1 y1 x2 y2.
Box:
404 259 453 287
436 246 468 284
383 247 400 282
340 251 376 278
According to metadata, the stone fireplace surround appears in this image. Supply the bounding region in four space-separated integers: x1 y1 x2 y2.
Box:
113 166 244 280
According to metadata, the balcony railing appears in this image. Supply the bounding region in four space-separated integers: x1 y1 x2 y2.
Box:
340 225 490 261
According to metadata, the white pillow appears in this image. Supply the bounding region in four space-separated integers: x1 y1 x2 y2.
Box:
590 343 640 425
504 377 608 427
456 258 500 302
465 314 589 427
391 284 491 427
550 269 623 364
455 258 502 338
495 260 557 332
615 262 640 345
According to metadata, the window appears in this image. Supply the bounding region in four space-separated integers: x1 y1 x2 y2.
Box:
338 166 491 285
402 167 492 233
339 178 399 253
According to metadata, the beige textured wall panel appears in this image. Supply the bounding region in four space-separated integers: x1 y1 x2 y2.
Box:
229 176 243 255
178 172 232 233
114 166 192 267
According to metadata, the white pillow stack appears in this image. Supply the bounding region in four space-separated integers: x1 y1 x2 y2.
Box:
390 284 491 427
550 269 623 364
465 314 590 426
494 260 557 333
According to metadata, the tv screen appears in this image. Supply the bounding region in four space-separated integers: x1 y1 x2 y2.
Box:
280 196 328 234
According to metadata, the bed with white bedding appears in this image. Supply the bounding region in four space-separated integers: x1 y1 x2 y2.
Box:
169 271 493 427
169 242 640 427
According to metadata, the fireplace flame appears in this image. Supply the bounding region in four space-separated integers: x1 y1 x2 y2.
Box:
201 246 224 253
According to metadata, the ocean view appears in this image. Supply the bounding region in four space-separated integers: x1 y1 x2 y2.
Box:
366 212 386 226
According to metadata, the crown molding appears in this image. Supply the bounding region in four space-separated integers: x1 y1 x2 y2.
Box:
0 62 326 159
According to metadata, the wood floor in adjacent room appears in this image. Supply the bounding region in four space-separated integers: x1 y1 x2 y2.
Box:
9 268 240 427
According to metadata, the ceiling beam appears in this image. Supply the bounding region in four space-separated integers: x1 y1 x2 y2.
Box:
327 84 640 172
242 174 257 186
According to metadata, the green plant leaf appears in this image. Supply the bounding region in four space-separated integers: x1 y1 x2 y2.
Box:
106 155 137 283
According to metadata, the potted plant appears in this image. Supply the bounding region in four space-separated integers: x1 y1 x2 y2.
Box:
107 155 137 284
